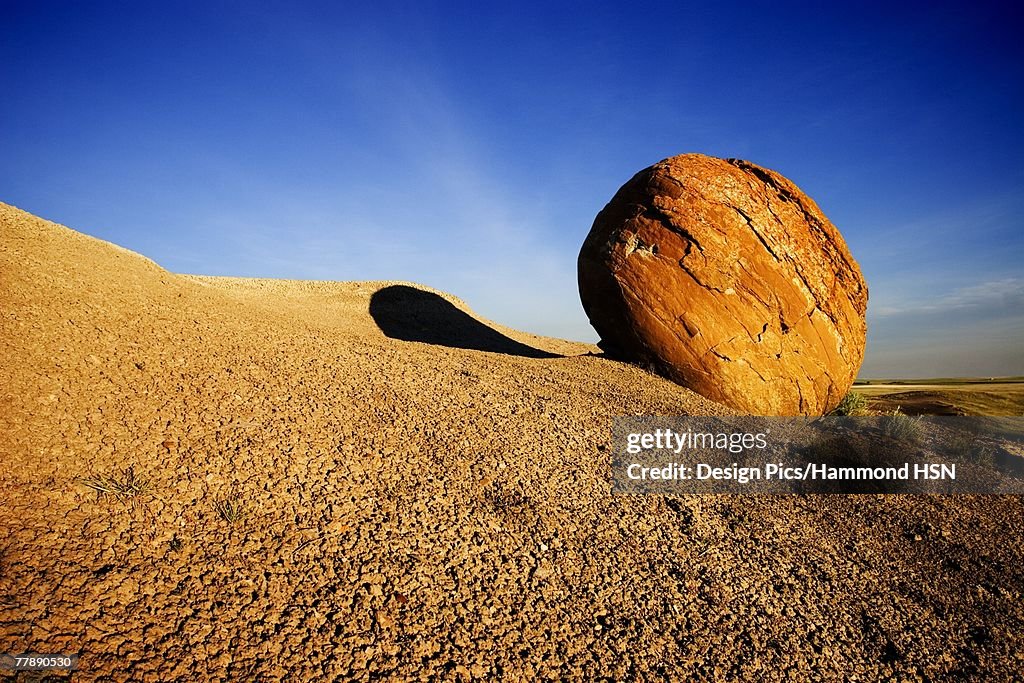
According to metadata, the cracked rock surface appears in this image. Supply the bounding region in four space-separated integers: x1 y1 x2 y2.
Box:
2 202 1022 681
578 154 868 415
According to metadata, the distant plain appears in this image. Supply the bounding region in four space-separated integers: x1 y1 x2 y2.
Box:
853 378 1024 416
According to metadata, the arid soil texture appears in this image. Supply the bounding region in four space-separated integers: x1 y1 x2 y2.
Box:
2 202 1023 681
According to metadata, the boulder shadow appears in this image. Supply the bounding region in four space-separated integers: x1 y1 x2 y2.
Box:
369 285 559 358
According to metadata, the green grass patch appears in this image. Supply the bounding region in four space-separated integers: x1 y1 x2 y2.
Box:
831 391 869 416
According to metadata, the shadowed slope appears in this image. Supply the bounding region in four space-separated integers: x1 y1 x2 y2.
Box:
370 285 558 358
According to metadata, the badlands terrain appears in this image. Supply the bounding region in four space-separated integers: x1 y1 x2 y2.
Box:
1 201 1023 681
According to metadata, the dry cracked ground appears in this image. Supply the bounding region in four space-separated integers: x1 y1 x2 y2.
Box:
1 201 1023 681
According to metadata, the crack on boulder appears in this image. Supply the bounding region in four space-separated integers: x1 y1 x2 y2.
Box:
678 315 698 338
616 278 700 361
793 268 840 330
676 256 731 295
728 158 865 324
735 260 773 311
707 348 770 384
764 198 786 227
779 310 792 335
643 205 705 254
731 206 780 262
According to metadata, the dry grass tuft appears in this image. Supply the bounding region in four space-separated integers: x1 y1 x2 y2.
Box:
882 407 923 441
214 495 248 524
79 466 151 501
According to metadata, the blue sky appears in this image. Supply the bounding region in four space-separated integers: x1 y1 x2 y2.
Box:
3 1 1022 377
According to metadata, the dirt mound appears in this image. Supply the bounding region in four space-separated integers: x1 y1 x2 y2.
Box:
2 201 1021 681
578 154 867 416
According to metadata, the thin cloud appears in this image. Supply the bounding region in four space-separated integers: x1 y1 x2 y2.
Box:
872 278 1024 317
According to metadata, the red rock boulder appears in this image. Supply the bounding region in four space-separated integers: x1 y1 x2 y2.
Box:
578 154 868 415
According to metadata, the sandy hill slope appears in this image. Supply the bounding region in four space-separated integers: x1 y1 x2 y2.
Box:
1 201 1022 681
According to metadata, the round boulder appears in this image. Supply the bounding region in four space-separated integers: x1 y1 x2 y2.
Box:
578 154 868 415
